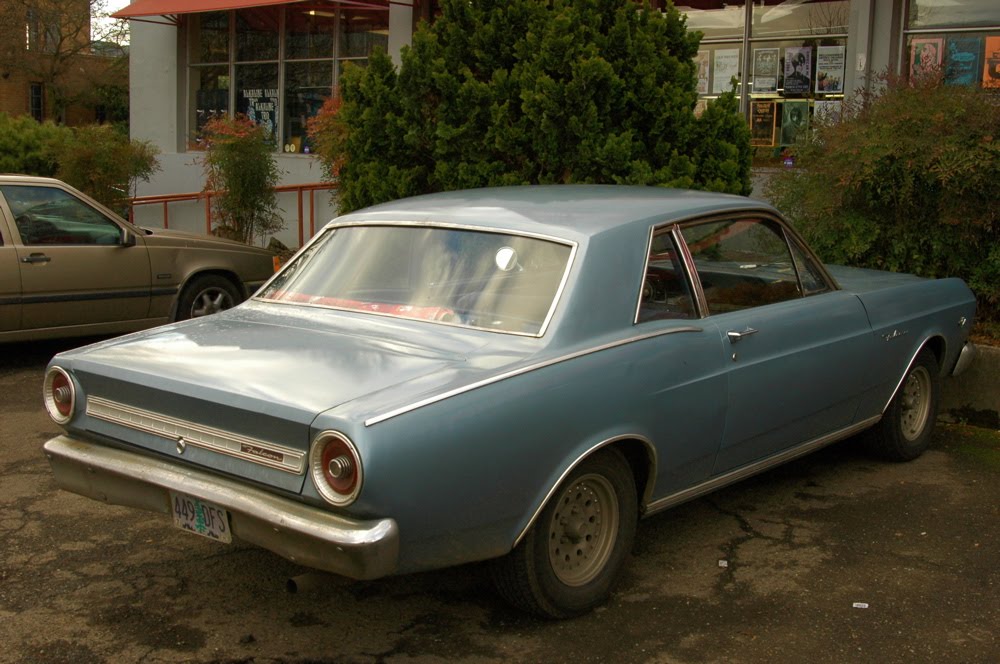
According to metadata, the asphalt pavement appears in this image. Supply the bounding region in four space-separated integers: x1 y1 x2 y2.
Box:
1 337 998 663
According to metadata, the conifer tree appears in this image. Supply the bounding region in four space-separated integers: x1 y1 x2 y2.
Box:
313 0 751 213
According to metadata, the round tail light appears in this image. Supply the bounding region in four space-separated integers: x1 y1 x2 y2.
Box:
43 367 75 424
309 432 362 506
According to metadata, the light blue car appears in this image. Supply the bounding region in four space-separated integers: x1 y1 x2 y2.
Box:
43 186 977 618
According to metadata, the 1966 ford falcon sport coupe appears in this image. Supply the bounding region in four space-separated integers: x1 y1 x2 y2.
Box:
43 186 977 618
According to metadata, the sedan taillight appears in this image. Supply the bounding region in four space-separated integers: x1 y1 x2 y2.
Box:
310 431 362 506
43 367 75 424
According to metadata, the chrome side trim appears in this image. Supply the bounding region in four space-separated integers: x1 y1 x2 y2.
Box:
364 326 702 426
512 434 657 548
644 415 881 517
881 337 943 415
86 396 306 475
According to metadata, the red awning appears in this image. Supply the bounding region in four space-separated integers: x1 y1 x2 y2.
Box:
113 1 302 19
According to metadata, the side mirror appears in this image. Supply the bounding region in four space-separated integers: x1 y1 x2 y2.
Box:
121 229 137 247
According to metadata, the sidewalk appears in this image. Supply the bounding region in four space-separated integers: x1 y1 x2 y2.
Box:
942 344 999 429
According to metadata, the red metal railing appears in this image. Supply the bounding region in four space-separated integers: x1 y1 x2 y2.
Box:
127 182 337 246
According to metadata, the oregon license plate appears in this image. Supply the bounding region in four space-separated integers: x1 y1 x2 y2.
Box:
169 491 232 543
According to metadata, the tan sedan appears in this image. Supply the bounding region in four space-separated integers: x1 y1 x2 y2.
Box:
0 175 276 343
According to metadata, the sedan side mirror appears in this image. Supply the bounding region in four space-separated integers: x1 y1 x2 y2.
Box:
121 229 137 247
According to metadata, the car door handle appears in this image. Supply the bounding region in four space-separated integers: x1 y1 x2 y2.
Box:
727 327 758 343
20 253 51 264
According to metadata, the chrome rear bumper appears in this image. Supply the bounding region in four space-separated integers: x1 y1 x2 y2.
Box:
43 435 399 580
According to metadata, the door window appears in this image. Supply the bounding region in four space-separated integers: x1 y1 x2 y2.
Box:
683 218 801 314
0 186 122 246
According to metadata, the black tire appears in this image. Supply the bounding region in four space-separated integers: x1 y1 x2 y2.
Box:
175 274 242 321
491 448 638 619
869 348 940 462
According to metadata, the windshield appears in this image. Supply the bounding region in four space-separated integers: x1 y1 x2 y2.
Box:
258 225 574 335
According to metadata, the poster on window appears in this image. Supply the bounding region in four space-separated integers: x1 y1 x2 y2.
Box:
910 38 943 79
815 46 845 94
814 100 842 124
695 50 710 95
783 47 812 95
751 48 779 94
238 87 279 143
780 100 809 145
713 49 740 94
750 101 776 146
983 36 1000 89
945 37 982 86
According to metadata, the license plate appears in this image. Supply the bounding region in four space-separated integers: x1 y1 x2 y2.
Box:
169 491 232 543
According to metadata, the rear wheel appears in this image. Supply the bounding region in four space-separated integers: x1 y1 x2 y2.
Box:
869 348 940 461
175 275 242 321
491 448 637 618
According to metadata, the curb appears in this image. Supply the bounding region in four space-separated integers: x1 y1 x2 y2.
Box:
941 344 1000 429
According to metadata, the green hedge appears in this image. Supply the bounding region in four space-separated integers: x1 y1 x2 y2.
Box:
765 75 1000 322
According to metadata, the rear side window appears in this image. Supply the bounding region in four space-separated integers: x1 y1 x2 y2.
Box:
637 229 697 322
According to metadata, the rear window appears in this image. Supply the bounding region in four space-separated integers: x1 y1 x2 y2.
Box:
258 225 574 336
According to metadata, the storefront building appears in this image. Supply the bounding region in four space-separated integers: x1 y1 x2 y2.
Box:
113 0 1000 247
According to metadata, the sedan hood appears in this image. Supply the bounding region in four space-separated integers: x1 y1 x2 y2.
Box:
140 226 273 254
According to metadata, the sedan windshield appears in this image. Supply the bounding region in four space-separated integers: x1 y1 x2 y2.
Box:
257 225 573 335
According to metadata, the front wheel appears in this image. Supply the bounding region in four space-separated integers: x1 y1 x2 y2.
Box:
869 348 940 462
491 448 638 618
175 275 242 321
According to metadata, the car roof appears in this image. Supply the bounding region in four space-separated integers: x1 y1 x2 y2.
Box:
335 185 778 241
0 175 66 186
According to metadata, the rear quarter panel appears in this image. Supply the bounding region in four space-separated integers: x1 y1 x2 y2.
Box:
316 323 729 575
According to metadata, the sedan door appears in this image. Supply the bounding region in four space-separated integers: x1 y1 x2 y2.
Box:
680 217 877 474
0 184 152 330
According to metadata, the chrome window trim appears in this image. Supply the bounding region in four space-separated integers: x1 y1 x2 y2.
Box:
512 434 657 548
632 224 704 324
253 220 579 339
644 415 882 517
365 325 703 427
86 396 306 474
653 210 839 319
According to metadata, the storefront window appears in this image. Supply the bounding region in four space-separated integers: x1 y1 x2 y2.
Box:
677 1 746 41
284 61 332 154
187 4 390 152
908 0 1000 29
286 7 336 59
338 10 389 60
236 7 280 61
235 63 280 144
191 12 228 64
751 1 850 40
190 66 230 139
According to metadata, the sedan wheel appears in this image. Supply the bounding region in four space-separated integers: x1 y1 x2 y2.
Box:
492 448 637 619
176 275 242 321
869 348 940 462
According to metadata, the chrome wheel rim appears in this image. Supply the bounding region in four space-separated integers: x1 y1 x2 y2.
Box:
900 365 932 441
548 473 618 587
191 288 234 317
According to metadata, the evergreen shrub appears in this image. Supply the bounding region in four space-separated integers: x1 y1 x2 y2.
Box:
309 0 751 214
0 113 70 176
765 74 1000 322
